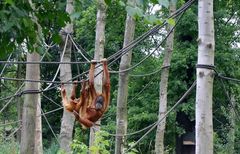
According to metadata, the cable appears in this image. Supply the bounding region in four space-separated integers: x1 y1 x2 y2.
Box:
218 78 240 121
218 75 240 83
109 10 185 74
0 61 90 64
0 45 50 110
0 0 196 102
69 35 91 62
42 93 62 108
0 120 22 127
107 80 156 136
43 34 69 91
0 53 13 77
71 38 93 59
0 72 87 101
41 106 60 145
128 78 155 104
0 77 75 84
73 43 83 81
125 80 196 152
5 126 22 140
129 66 163 77
0 84 24 114
40 107 63 116
107 0 195 62
109 121 157 137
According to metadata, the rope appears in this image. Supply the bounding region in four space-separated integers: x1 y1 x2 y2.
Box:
107 79 156 137
0 0 196 103
0 42 50 104
0 120 22 127
107 0 195 62
43 34 69 91
218 75 240 83
128 79 155 104
129 66 163 77
40 107 63 116
0 53 13 77
5 126 22 140
125 80 196 152
109 10 184 74
0 61 90 64
72 42 83 81
69 35 91 62
42 93 62 107
70 36 93 59
218 78 240 121
0 84 24 114
40 106 60 145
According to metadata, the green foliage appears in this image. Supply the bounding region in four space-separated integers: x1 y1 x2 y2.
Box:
123 142 139 154
0 0 240 153
0 141 19 154
71 139 88 154
158 0 169 8
104 0 112 6
89 131 110 154
0 0 69 57
44 141 60 154
71 130 110 154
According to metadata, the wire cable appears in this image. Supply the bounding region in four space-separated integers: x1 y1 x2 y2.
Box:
0 53 13 77
128 78 155 104
0 84 24 114
129 66 163 77
218 78 240 121
107 0 195 62
0 0 196 102
0 61 90 64
5 126 21 140
109 10 185 74
40 107 63 116
0 120 22 127
43 34 69 91
218 74 240 83
69 35 91 62
125 80 196 152
40 106 60 145
0 45 50 111
42 93 62 108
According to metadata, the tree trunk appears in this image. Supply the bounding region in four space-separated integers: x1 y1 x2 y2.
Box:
89 0 107 148
115 0 136 153
20 52 40 154
228 94 235 153
155 1 176 154
59 0 75 153
34 100 43 154
196 0 215 153
16 56 23 143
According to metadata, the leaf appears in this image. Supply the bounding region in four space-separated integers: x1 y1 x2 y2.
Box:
144 15 158 24
104 0 111 5
52 33 62 44
70 12 81 20
126 6 135 17
134 7 144 17
4 0 14 5
136 0 144 6
167 18 175 26
126 6 144 18
158 0 169 8
118 1 125 7
150 0 159 4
